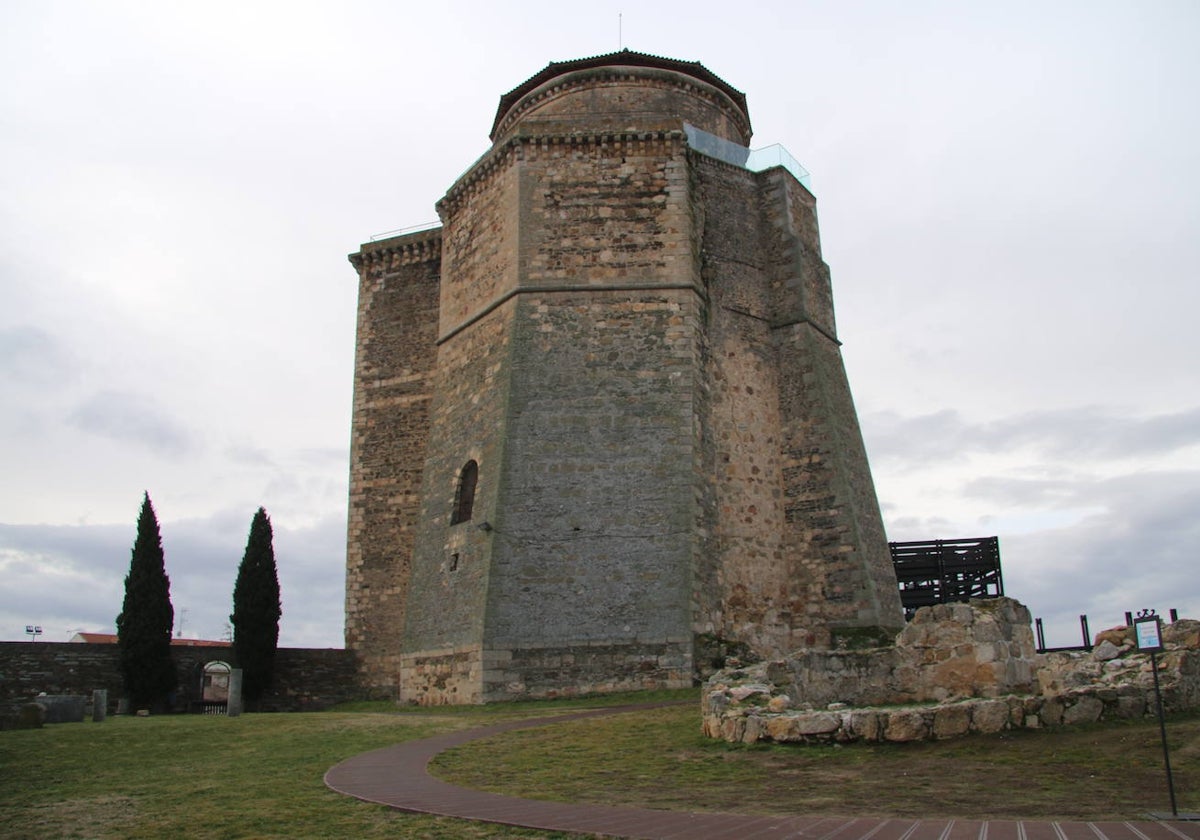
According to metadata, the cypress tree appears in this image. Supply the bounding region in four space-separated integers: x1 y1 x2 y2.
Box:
231 507 281 704
116 492 176 710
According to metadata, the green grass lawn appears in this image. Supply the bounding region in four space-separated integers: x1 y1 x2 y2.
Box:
434 700 1199 821
0 708 568 839
1 690 1196 839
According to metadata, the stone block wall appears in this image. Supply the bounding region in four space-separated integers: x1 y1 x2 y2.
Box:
345 52 905 703
398 128 707 704
0 642 361 726
0 641 122 723
399 647 482 706
692 152 904 659
701 602 1199 745
489 64 751 148
692 154 791 656
489 640 691 701
345 230 442 696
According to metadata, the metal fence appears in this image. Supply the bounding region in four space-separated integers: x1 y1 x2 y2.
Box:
890 537 1003 620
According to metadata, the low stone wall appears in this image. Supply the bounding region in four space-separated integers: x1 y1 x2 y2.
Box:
0 641 122 725
0 642 362 726
761 599 1038 708
702 601 1199 745
702 681 1187 745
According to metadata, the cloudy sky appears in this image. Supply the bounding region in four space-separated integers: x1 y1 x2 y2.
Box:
2 1 1197 649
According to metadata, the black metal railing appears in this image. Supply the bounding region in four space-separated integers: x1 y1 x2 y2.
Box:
1035 608 1183 653
890 537 1003 620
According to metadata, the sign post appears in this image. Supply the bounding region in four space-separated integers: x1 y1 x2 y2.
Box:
1133 609 1177 818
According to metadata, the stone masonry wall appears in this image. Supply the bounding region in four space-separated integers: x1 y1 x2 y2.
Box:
398 299 516 705
345 229 441 697
347 54 904 703
481 132 701 699
0 642 361 725
702 601 1200 745
438 147 520 336
693 154 791 656
399 143 520 704
691 152 903 661
404 304 514 654
491 70 750 147
764 166 903 640
490 641 691 701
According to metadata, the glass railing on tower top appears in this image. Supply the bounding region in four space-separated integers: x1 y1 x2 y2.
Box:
683 124 812 191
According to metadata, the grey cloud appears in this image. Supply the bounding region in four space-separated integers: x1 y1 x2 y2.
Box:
298 446 350 466
864 405 1200 467
0 325 76 384
995 470 1200 642
0 510 345 648
884 514 959 541
224 443 275 467
0 522 131 639
68 390 196 456
963 475 1091 508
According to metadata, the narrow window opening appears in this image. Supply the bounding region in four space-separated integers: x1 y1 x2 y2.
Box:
450 460 478 525
449 552 460 572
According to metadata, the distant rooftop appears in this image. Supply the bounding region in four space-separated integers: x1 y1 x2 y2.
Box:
69 632 230 647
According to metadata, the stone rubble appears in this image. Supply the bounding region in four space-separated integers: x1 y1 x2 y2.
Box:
702 601 1199 745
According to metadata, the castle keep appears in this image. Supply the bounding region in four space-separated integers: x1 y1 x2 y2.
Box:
345 51 903 703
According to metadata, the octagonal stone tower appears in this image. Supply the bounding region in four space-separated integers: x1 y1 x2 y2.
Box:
346 51 902 703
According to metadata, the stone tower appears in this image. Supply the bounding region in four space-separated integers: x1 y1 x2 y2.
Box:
345 51 902 704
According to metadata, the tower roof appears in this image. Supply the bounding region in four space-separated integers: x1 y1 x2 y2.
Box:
490 49 749 142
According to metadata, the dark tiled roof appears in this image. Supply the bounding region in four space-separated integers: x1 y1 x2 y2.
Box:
490 49 748 140
70 631 230 647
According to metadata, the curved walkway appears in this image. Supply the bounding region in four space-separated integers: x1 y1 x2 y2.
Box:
325 704 1199 840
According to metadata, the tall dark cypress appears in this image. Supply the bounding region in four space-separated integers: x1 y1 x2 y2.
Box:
116 492 176 709
231 507 282 704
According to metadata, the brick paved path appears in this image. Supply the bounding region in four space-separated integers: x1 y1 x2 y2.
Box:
324 704 1199 839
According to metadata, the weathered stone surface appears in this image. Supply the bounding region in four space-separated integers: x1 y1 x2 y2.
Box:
705 690 730 715
932 704 971 739
970 699 1009 734
700 601 1200 747
1062 694 1103 725
764 715 800 742
1094 626 1133 648
345 51 904 703
884 710 928 742
793 712 841 735
18 703 45 729
730 684 772 702
848 710 881 741
767 695 792 712
1165 619 1200 649
1114 692 1146 718
37 695 85 723
1092 640 1120 661
1039 697 1064 726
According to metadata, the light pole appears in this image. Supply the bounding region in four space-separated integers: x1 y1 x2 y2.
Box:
24 625 42 642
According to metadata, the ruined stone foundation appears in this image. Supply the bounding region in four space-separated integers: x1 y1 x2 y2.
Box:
703 600 1200 744
344 51 902 703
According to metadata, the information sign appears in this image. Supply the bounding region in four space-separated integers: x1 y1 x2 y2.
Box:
1134 612 1164 652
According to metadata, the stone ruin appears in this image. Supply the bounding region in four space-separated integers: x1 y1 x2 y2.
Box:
702 597 1200 744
